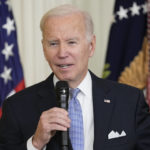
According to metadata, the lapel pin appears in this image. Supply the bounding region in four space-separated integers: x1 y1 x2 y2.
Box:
104 99 111 103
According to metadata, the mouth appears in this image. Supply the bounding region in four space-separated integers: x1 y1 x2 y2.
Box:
57 64 73 69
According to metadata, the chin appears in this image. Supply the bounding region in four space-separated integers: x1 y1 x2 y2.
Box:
55 74 69 81
56 72 72 80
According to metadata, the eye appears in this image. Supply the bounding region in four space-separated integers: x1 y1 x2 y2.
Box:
46 41 59 47
49 41 58 46
68 40 77 45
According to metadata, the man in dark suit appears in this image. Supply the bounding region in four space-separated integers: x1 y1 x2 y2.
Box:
0 4 150 150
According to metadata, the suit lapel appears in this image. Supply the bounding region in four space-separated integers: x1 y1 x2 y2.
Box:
91 73 115 150
36 73 57 116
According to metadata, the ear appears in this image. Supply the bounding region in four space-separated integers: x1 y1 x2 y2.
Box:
41 39 46 53
41 39 48 61
89 35 96 57
41 39 44 46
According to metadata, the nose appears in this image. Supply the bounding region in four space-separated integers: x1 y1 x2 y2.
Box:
57 43 68 58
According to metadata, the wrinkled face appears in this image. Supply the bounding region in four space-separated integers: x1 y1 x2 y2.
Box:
42 13 95 88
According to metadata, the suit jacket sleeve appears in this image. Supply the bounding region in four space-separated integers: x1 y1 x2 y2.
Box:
0 99 27 150
136 90 150 149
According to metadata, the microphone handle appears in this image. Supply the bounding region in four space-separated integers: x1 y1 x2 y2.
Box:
60 94 69 150
62 146 69 150
61 132 69 150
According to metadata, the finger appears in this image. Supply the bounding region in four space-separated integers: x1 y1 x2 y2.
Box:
40 108 69 122
45 108 71 123
48 107 69 115
48 116 70 128
49 111 70 122
49 123 68 132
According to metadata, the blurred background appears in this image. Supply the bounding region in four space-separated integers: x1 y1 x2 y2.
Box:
10 0 115 87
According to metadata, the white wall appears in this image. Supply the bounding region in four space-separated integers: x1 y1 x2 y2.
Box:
10 0 115 87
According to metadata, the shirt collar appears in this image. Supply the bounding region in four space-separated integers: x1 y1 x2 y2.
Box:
77 71 92 98
53 75 59 87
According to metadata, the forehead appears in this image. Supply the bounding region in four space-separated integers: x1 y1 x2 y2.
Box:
43 13 86 37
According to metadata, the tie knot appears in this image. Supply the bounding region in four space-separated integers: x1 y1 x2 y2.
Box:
70 88 80 99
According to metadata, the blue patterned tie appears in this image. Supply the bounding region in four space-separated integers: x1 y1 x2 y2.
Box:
68 88 84 150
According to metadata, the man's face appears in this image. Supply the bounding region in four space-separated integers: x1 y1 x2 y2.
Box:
42 13 95 88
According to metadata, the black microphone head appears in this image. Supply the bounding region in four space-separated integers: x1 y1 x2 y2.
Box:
55 81 69 109
56 81 69 94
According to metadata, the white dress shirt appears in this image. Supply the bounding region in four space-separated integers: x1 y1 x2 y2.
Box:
27 71 94 150
76 71 94 150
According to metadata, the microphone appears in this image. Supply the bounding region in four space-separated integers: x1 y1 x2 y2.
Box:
55 81 69 150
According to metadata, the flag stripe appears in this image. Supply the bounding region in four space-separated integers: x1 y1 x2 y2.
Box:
15 80 25 92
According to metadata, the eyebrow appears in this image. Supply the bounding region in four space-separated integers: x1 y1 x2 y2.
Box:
46 37 80 42
66 37 79 41
47 39 59 43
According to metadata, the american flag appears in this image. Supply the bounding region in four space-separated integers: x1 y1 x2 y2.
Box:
103 0 147 89
0 0 25 117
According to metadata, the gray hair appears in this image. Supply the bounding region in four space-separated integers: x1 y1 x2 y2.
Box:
40 4 94 42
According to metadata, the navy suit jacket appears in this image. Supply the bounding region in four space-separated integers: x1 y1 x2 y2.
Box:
0 72 150 150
